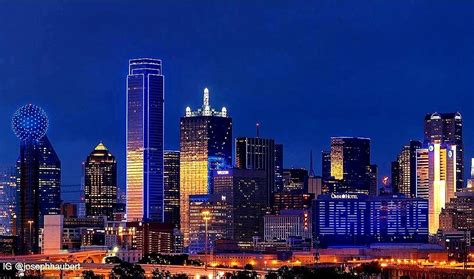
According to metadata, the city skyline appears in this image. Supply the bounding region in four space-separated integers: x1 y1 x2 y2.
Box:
0 1 473 192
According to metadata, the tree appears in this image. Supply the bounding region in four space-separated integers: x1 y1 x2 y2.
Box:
355 261 381 277
172 273 189 279
82 270 102 279
110 261 145 279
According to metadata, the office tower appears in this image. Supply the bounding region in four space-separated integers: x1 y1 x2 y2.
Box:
164 150 180 228
439 188 474 232
235 137 275 206
188 194 232 254
329 137 374 194
392 140 422 197
416 142 456 234
424 112 463 190
180 88 232 246
264 210 311 242
16 135 61 227
12 104 49 254
84 142 117 220
272 191 314 213
38 135 61 223
213 169 267 244
313 194 428 247
282 168 308 192
0 167 16 236
126 58 164 222
274 144 284 192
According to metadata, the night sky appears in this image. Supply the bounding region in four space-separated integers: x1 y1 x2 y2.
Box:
0 1 473 200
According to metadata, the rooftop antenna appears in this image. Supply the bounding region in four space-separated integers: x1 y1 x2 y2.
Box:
256 123 260 138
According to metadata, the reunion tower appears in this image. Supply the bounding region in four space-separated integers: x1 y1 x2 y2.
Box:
12 104 48 254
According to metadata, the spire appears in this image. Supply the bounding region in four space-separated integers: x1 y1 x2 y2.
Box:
309 150 315 177
95 142 108 151
203 88 209 107
256 123 260 138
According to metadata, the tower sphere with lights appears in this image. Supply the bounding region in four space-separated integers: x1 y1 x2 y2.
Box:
12 104 48 141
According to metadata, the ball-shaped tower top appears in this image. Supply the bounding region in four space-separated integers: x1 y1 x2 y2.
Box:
12 104 49 141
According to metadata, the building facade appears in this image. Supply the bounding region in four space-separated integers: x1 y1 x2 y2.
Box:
264 210 311 242
126 58 165 222
188 194 232 254
282 168 308 192
37 135 61 224
329 137 376 195
235 137 275 206
274 144 284 193
84 143 117 220
0 167 16 236
416 142 457 234
164 150 180 228
424 112 463 191
392 140 421 197
180 88 232 246
313 194 428 246
213 169 267 244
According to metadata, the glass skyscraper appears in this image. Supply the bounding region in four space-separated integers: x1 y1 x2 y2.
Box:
164 150 180 228
424 112 463 191
84 142 117 220
329 137 376 195
180 88 232 246
235 137 275 206
37 135 61 223
0 167 16 236
126 58 164 222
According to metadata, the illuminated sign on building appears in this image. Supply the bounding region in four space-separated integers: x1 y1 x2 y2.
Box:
216 170 230 175
330 193 358 199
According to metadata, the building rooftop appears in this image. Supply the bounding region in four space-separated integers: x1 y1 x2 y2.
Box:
184 88 228 118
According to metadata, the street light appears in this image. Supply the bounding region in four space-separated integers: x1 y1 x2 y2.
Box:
27 220 34 254
202 210 211 271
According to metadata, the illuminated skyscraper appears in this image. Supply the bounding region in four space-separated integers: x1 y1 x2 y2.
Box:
164 150 180 228
424 113 463 190
235 137 275 206
416 142 456 234
329 137 375 194
0 167 16 236
12 104 49 254
84 142 117 220
392 140 421 197
37 135 61 222
180 88 232 246
126 58 164 222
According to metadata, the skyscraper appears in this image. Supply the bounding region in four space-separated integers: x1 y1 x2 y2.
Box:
416 142 456 234
213 169 267 244
235 137 275 206
180 88 232 246
329 137 375 194
0 167 16 236
126 58 164 222
164 150 180 228
84 142 117 220
37 135 61 222
424 112 463 190
392 140 421 197
12 104 49 254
